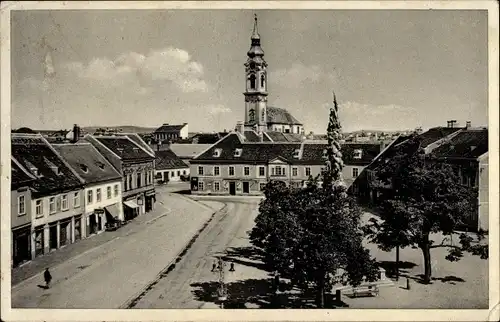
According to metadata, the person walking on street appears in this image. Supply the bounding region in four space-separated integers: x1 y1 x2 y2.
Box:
44 268 52 289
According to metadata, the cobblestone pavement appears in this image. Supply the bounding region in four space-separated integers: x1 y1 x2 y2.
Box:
11 188 225 309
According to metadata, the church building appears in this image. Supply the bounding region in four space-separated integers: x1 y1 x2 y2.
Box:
237 15 305 142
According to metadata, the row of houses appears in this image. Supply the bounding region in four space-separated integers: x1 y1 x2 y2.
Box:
187 123 488 232
10 129 189 268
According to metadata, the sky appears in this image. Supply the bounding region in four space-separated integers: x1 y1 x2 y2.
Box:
11 9 488 133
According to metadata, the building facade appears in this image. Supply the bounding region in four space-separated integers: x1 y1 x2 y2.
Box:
153 123 189 142
11 158 36 267
154 148 190 182
85 134 156 221
53 142 124 237
189 133 383 196
11 134 85 260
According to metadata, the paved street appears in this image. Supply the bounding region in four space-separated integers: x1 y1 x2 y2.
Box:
11 187 225 309
133 197 263 308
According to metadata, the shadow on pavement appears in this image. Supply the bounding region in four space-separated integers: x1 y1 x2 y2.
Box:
222 246 270 272
378 260 418 278
402 273 467 285
190 278 349 309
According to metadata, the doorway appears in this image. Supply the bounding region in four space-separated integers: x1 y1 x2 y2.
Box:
49 225 58 250
229 182 236 195
243 182 250 194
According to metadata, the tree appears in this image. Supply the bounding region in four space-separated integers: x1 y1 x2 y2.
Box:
363 136 488 284
250 92 379 308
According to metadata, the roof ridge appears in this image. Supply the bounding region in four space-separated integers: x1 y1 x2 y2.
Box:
41 136 86 185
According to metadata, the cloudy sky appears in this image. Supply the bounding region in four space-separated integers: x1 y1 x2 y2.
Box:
11 9 488 133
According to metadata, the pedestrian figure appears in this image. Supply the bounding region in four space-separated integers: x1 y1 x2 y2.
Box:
44 268 52 289
211 261 217 272
229 262 235 272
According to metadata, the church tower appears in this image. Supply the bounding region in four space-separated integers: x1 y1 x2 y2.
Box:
244 14 268 133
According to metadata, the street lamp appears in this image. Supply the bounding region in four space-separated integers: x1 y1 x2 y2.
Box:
211 255 235 309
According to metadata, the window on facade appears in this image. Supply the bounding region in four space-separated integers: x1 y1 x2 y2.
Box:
275 167 284 176
36 199 43 217
259 166 265 177
199 182 204 191
249 109 255 122
128 175 133 190
124 176 128 191
214 166 220 176
183 170 186 175
292 167 298 177
229 166 235 176
198 166 204 175
177 170 181 177
87 190 93 204
49 197 56 213
107 186 112 199
137 172 142 188
244 167 250 176
96 188 102 202
214 182 220 191
62 194 68 210
249 74 256 89
261 74 265 88
74 192 80 208
352 168 359 177
114 184 119 197
171 171 175 177
18 195 25 215
305 167 311 176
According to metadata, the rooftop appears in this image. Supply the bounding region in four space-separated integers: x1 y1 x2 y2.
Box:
154 123 188 134
11 134 83 195
430 128 488 159
94 136 154 160
53 143 122 184
155 150 189 170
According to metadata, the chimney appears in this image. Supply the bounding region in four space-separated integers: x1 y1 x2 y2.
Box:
72 124 81 143
447 120 457 128
466 121 471 129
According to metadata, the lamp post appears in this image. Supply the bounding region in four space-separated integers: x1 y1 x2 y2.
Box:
211 255 235 309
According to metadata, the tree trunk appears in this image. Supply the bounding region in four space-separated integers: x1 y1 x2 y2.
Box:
316 282 325 308
420 235 432 284
395 245 400 281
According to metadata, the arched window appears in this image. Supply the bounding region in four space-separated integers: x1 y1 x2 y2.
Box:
249 74 256 89
262 109 265 122
249 109 255 122
261 74 265 88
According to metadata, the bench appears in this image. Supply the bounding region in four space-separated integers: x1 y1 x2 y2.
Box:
351 285 379 298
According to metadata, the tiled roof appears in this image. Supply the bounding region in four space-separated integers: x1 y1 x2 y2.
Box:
154 123 187 134
192 133 381 165
94 136 155 161
117 133 155 156
430 128 488 159
265 131 303 142
11 159 35 189
169 144 213 159
53 143 122 184
416 127 463 148
11 134 83 195
266 106 303 125
192 133 224 144
155 150 189 170
244 131 260 142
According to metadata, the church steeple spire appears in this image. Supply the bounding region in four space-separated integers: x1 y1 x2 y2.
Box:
251 14 260 41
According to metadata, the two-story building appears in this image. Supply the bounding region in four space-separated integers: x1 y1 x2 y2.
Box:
53 142 124 237
11 158 36 267
11 134 85 259
153 123 189 142
189 132 384 196
85 134 156 221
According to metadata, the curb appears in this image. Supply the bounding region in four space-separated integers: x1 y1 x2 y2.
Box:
11 208 173 290
120 203 229 309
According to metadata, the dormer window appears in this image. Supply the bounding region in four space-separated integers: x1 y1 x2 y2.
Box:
353 149 363 159
213 149 222 158
79 164 89 173
44 157 62 175
293 149 300 159
25 160 40 177
234 148 243 157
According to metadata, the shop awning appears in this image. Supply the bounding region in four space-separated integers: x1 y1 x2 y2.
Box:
105 203 121 221
124 200 140 209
